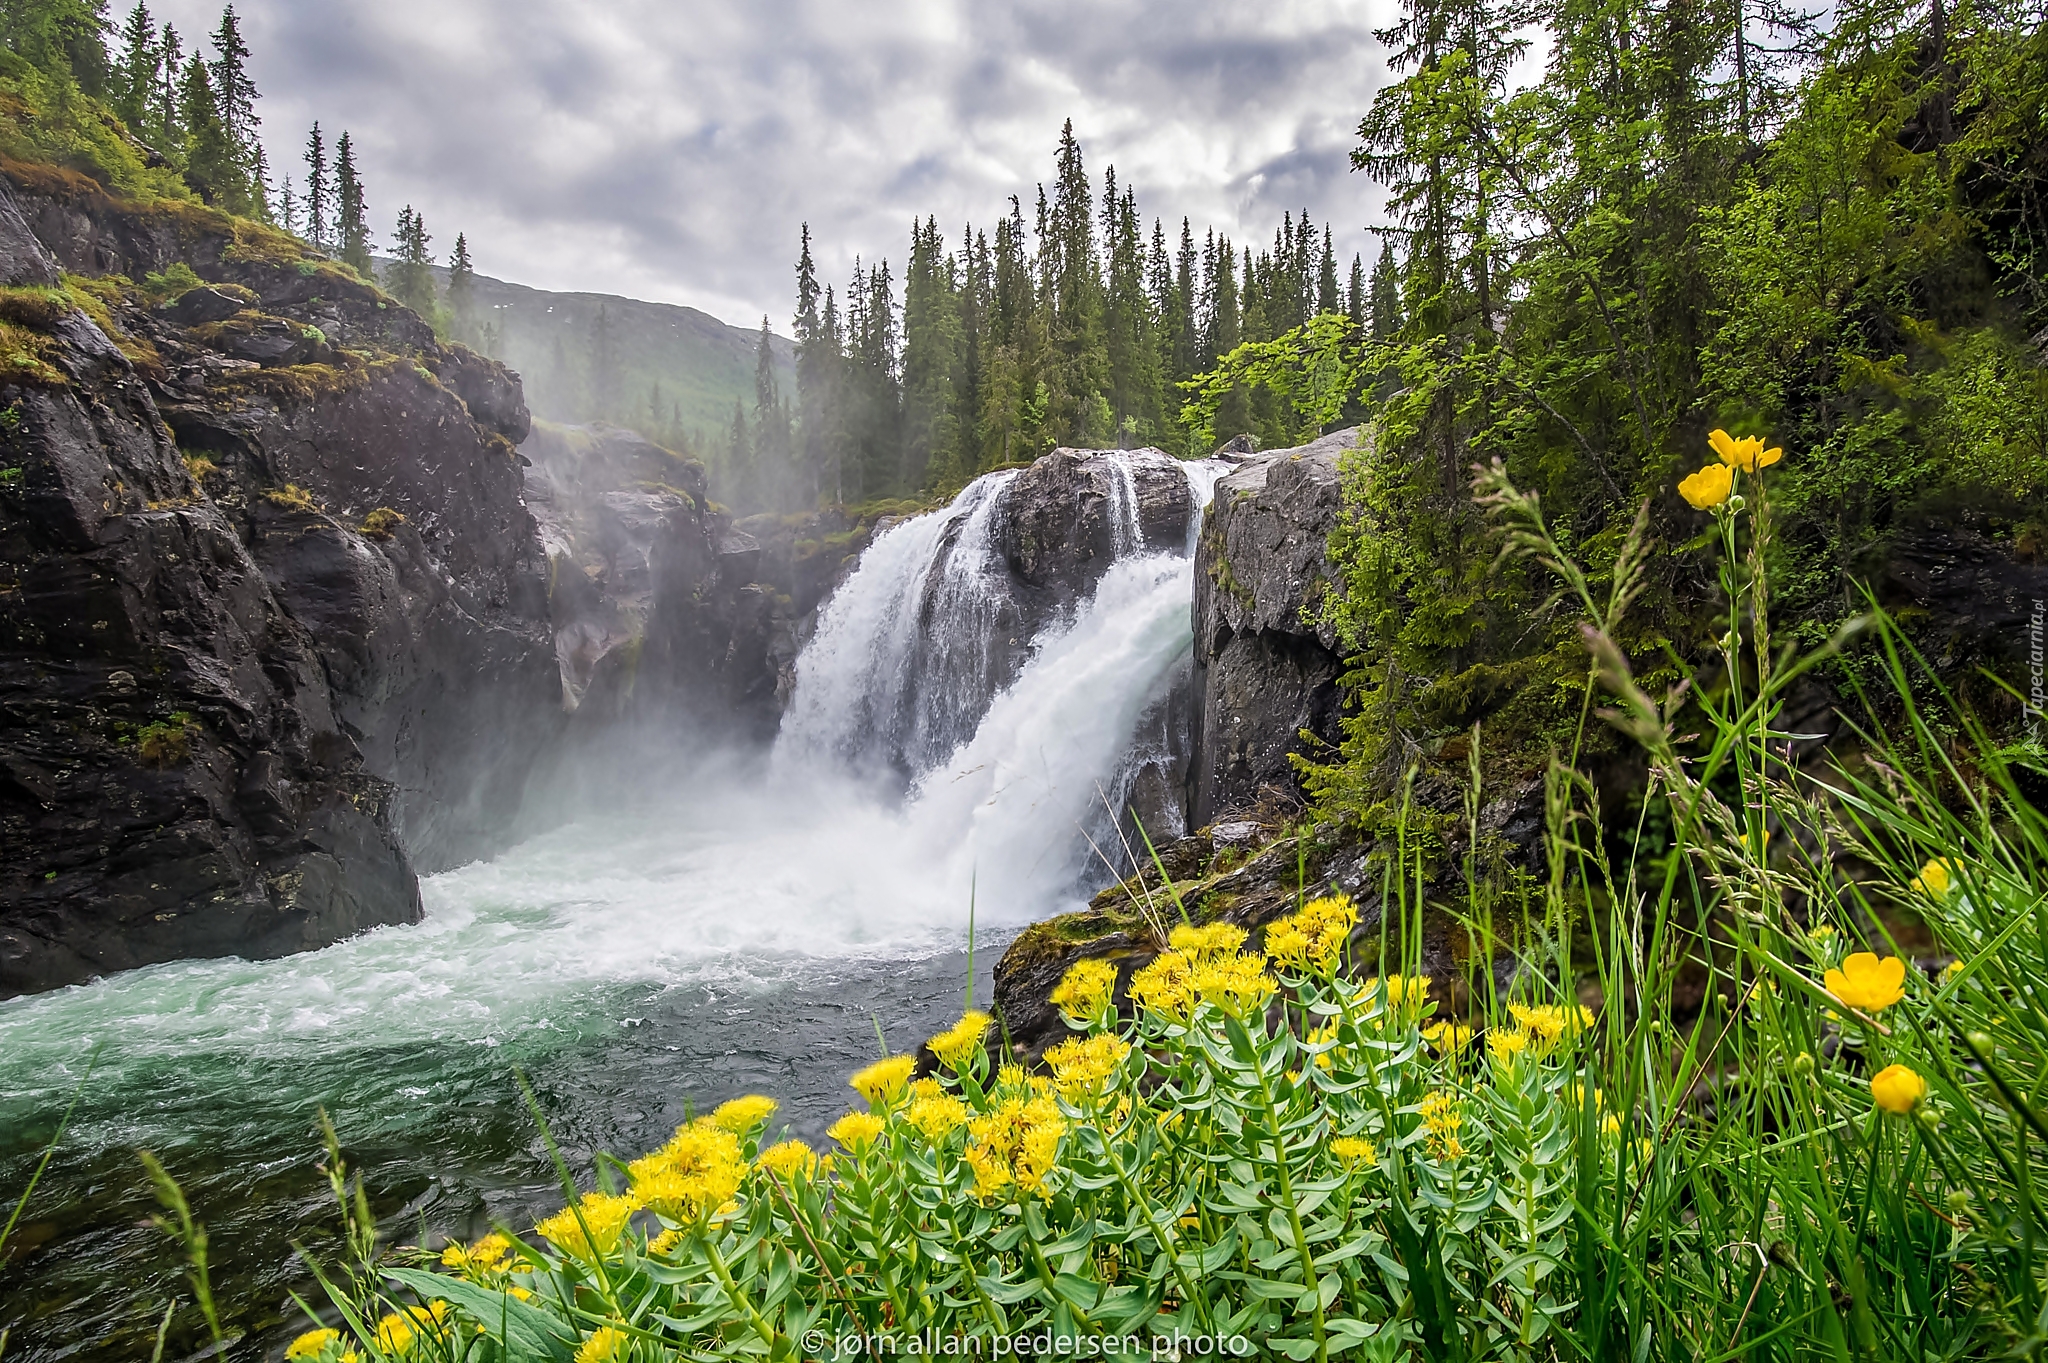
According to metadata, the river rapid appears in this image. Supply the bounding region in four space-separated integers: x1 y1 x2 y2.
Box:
0 457 1222 1360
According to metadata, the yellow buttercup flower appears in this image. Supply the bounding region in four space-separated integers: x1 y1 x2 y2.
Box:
287 1328 340 1361
756 1138 818 1179
710 1094 778 1133
1050 958 1119 1025
828 1110 886 1152
1870 1063 1927 1114
928 1011 992 1071
1824 952 1907 1012
1708 428 1783 472
849 1054 917 1107
1679 463 1734 510
535 1192 639 1262
1910 859 1955 897
1330 1136 1378 1168
1045 1033 1131 1101
575 1325 629 1363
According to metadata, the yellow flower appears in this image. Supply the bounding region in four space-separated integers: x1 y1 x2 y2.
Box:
534 1192 639 1262
1679 462 1734 510
1045 1033 1131 1101
1168 921 1247 961
1330 1136 1378 1169
1509 1002 1596 1045
709 1095 778 1133
849 1054 917 1106
965 1093 1065 1198
628 1123 746 1224
1824 952 1907 1013
1129 949 1198 1019
374 1314 417 1356
1050 958 1119 1025
1942 959 1966 982
1807 923 1838 943
1870 1063 1927 1115
828 1110 886 1152
576 1325 629 1363
1488 1028 1532 1061
756 1139 818 1180
1422 1020 1473 1051
1264 893 1358 972
1418 1093 1468 1161
647 1227 684 1255
439 1230 511 1277
1192 951 1277 1017
905 1080 969 1140
1910 858 1955 897
287 1328 340 1361
1708 428 1783 472
1601 1112 1623 1137
928 1011 992 1071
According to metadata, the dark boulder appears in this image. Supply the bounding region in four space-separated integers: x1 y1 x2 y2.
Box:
1190 427 1357 824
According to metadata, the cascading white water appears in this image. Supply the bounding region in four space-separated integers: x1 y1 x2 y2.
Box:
776 471 1021 780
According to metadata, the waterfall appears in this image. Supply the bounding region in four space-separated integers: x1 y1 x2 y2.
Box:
776 451 1227 912
776 471 1021 782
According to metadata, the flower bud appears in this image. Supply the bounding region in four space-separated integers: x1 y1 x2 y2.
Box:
1945 1189 1970 1213
1792 1051 1815 1076
1728 494 1747 513
1966 1031 1994 1057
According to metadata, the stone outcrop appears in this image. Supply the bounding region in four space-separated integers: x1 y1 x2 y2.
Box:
993 446 1195 612
1190 427 1357 824
0 176 465 995
520 420 793 740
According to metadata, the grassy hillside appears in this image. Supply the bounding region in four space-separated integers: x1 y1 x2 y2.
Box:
422 263 795 449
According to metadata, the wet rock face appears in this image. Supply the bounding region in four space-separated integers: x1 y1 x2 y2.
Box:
994 446 1195 621
1190 428 1358 824
0 169 559 995
519 421 792 741
0 186 422 997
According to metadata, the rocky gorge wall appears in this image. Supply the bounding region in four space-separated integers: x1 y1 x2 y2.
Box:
0 168 783 998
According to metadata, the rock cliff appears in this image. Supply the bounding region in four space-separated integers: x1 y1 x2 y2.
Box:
1189 427 1356 823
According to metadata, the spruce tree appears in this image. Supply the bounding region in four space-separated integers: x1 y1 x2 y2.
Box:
154 23 181 148
179 56 242 208
111 3 156 131
1347 253 1366 326
447 232 476 344
333 131 372 276
1369 240 1402 339
387 205 436 318
1040 121 1109 446
304 123 328 250
752 316 792 507
901 216 962 490
1317 226 1341 316
793 224 834 504
726 398 752 508
208 5 258 168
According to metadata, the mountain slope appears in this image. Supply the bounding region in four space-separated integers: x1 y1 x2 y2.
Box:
427 264 796 442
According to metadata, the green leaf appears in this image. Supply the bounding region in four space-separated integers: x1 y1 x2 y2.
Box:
382 1268 575 1363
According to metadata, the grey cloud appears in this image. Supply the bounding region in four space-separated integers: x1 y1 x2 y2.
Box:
155 0 1393 326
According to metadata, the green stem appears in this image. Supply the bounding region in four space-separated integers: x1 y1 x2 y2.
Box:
703 1228 781 1350
1251 1047 1329 1362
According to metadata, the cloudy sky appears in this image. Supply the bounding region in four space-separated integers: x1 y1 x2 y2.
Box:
151 0 1396 332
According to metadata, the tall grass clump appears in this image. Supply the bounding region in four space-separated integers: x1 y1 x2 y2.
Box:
285 432 2045 1361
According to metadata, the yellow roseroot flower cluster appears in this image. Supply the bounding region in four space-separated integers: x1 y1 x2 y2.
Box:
535 1190 640 1262
1418 1090 1466 1160
575 1324 629 1363
905 1076 969 1139
1263 892 1359 972
1050 957 1118 1025
965 1087 1065 1198
849 1054 917 1106
928 1010 992 1070
628 1121 747 1224
1045 1032 1131 1101
1127 921 1276 1020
